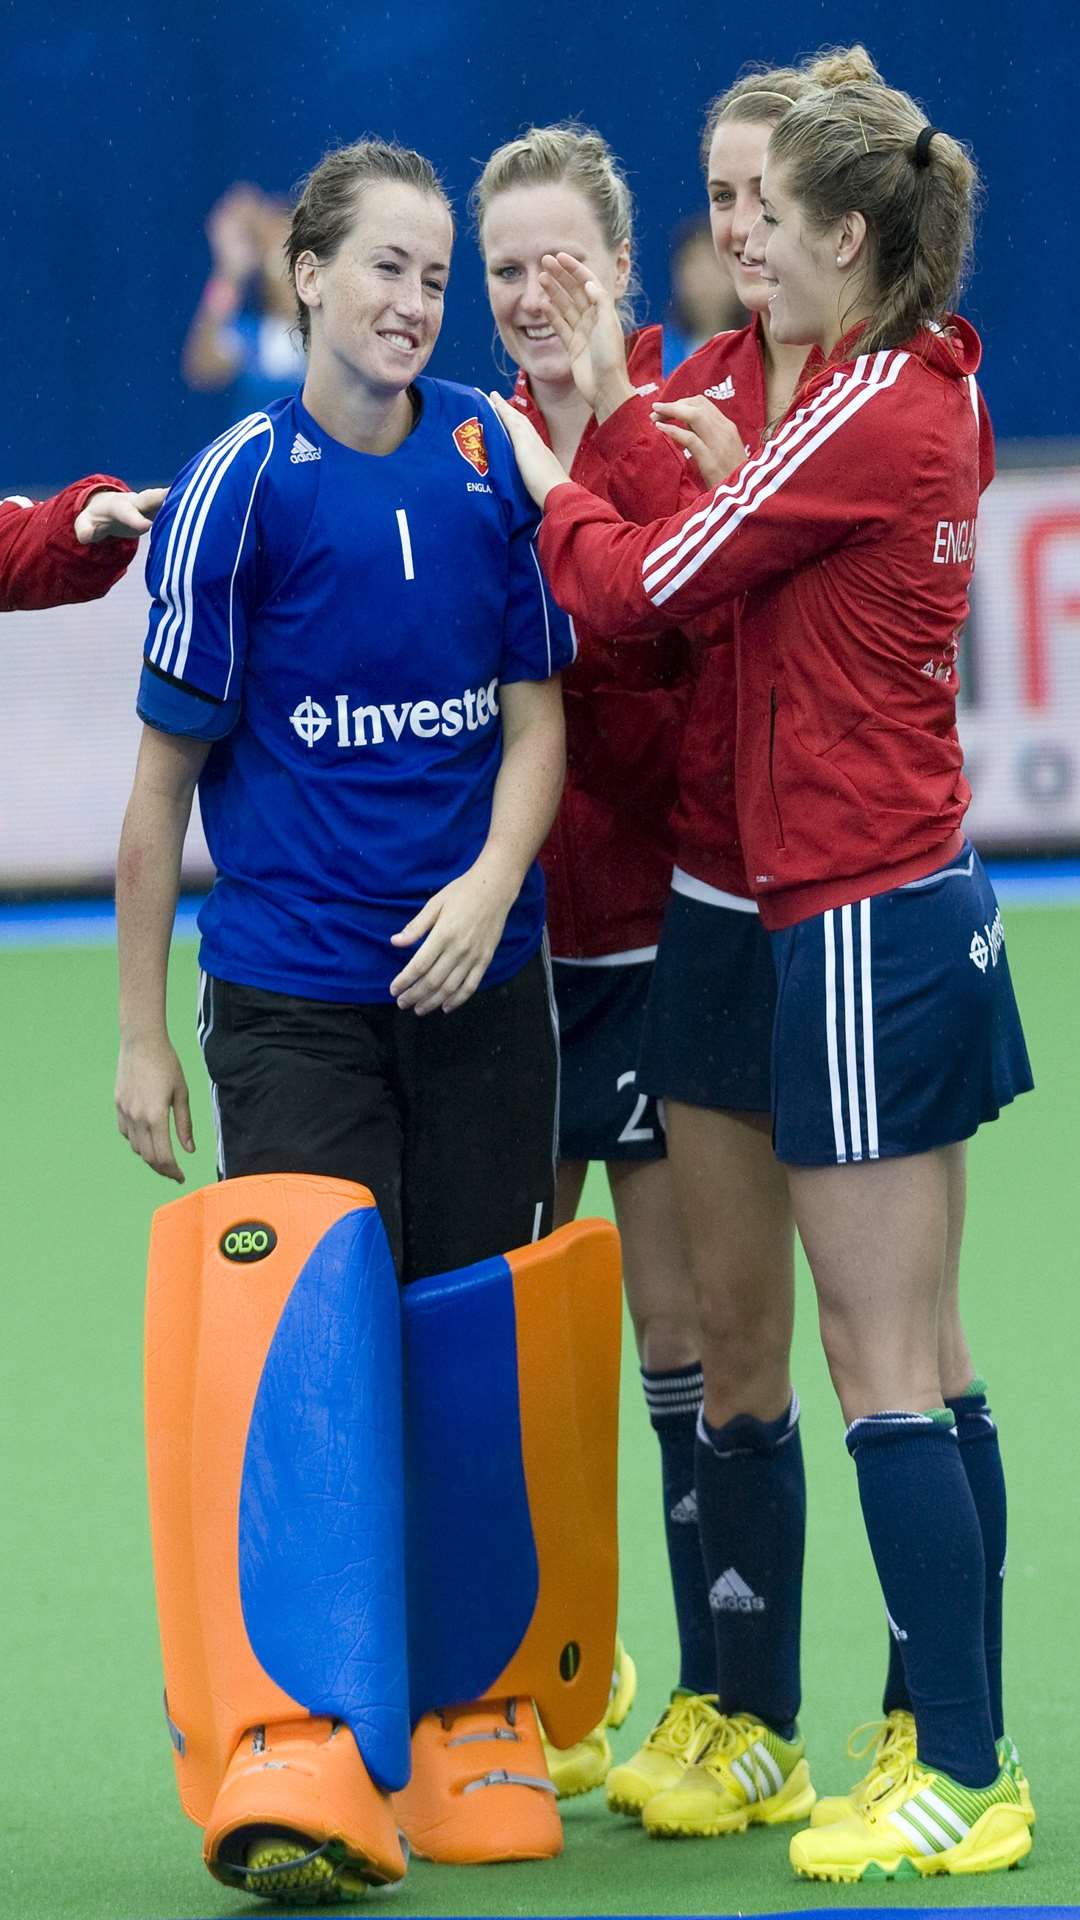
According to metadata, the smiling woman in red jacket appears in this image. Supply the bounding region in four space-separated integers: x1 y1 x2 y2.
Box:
492 78 1034 1888
473 124 702 1787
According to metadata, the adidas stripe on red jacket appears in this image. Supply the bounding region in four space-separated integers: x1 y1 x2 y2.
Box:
538 321 991 931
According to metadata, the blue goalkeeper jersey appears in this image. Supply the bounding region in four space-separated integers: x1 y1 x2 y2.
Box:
138 381 574 1003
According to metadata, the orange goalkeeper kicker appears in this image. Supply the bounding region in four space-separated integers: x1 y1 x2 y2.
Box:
144 1173 409 1889
402 1219 623 1747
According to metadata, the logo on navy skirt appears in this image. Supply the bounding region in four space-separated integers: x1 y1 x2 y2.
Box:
969 909 1004 972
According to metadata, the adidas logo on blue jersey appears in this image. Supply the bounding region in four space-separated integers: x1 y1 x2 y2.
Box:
290 432 321 464
704 377 736 400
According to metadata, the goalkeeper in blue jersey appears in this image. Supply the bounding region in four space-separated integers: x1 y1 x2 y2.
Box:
114 138 572 1281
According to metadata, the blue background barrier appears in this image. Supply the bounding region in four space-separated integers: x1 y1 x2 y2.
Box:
4 0 1075 485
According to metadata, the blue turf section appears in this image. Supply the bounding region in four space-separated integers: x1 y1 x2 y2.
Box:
402 1253 540 1720
239 1205 411 1791
0 894 204 944
173 1910 1080 1919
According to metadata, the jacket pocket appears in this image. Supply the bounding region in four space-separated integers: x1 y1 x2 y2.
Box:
768 685 786 849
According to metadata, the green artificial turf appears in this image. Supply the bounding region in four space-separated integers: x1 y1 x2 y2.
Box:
1 908 1076 1919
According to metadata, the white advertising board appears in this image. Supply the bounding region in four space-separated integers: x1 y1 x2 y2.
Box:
962 463 1080 845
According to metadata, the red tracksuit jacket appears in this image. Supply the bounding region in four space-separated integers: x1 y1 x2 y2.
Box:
539 321 990 931
0 477 137 612
586 315 778 897
512 328 694 958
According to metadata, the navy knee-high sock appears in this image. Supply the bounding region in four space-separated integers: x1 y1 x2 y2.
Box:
695 1396 805 1739
946 1379 1008 1742
848 1410 997 1787
880 1380 1008 1741
642 1364 715 1695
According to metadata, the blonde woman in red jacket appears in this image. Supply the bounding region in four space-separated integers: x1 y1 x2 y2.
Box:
476 57 884 1836
492 77 1034 1887
474 124 703 1793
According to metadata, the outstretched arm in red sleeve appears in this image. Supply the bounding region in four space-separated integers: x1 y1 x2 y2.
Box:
0 477 164 613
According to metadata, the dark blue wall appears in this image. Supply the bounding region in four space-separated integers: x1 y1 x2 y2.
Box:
3 0 1073 486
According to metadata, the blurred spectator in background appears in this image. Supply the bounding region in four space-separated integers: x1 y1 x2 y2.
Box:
182 185 306 416
662 213 746 377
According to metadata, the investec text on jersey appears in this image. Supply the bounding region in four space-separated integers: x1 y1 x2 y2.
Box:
289 680 501 750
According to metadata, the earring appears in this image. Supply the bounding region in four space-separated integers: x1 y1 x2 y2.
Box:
836 254 844 268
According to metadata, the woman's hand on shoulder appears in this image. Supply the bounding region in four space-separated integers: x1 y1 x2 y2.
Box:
115 1032 195 1182
538 252 636 421
75 486 167 545
389 850 521 1015
488 393 572 509
650 397 749 489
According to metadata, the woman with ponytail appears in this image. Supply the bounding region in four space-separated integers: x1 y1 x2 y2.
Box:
492 76 1035 1886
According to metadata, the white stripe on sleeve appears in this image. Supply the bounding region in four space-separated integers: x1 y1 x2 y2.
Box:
527 537 553 675
153 414 268 674
154 413 272 681
642 353 908 608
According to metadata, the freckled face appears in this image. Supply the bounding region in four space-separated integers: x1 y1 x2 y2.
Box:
706 117 775 312
302 182 453 394
745 161 836 348
481 182 629 388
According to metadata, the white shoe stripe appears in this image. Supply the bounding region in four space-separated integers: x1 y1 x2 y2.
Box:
730 1758 757 1802
920 1787 970 1839
903 1803 956 1850
890 1810 937 1854
823 910 847 1162
754 1742 784 1794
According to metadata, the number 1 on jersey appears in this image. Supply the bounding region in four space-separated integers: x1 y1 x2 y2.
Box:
396 508 415 582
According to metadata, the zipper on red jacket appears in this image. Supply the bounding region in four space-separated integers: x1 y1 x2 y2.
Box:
768 685 786 849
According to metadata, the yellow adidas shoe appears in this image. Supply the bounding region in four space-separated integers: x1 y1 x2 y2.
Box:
643 1713 815 1837
790 1759 1031 1881
997 1734 1036 1828
244 1837 378 1903
811 1710 917 1826
541 1639 637 1798
606 1691 722 1817
812 1713 1036 1834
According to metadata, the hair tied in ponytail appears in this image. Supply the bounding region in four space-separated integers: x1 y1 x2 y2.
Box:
914 125 939 167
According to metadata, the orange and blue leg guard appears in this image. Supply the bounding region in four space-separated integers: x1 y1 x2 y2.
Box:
144 1173 410 1898
394 1219 622 1862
